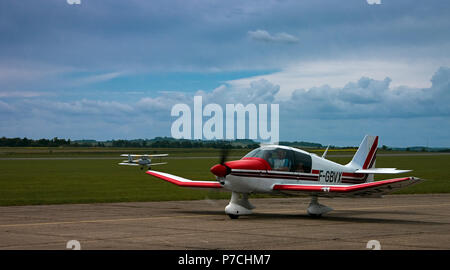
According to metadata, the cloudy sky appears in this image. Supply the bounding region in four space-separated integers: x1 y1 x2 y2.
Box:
0 0 449 147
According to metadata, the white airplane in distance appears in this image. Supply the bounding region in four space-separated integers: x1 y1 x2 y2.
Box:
119 154 168 170
133 135 424 219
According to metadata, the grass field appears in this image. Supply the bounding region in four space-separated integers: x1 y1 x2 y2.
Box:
0 147 251 158
0 148 449 206
0 146 429 158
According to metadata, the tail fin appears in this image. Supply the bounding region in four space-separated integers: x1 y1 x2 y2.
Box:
346 135 378 170
346 135 378 182
346 136 413 182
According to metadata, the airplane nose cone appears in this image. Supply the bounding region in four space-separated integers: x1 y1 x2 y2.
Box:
210 164 228 177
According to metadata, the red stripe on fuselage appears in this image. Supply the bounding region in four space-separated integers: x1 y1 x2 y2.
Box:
230 172 319 181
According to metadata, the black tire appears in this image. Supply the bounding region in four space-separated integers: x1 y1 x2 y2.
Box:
227 214 239 219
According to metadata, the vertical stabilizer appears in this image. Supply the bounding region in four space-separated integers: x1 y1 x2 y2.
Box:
346 135 378 172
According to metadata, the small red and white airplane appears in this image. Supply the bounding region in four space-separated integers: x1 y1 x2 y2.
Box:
144 135 424 219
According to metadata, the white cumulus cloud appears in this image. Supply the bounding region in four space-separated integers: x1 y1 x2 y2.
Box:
367 0 381 5
227 59 443 100
248 29 299 44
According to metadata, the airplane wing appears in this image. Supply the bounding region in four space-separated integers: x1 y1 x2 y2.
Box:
120 154 169 157
273 177 424 197
150 162 168 166
147 154 169 157
118 162 139 166
146 170 223 189
355 168 412 174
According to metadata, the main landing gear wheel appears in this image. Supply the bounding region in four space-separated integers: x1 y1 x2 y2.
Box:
227 214 239 219
307 196 333 218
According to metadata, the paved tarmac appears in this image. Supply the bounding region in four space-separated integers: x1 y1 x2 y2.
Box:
0 194 449 250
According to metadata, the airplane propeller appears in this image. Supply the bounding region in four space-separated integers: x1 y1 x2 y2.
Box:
219 147 228 165
220 147 232 175
210 147 232 178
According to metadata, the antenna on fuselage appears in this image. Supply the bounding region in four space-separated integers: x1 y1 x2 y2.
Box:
321 145 330 159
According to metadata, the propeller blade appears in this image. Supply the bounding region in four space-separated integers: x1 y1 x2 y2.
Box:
216 146 232 177
220 147 230 165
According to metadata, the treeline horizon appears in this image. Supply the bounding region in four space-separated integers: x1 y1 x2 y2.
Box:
0 136 261 149
0 136 449 151
0 136 323 149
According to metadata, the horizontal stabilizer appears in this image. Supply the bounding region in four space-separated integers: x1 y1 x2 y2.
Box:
355 168 412 174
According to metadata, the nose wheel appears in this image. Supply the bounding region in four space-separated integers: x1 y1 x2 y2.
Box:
225 192 254 219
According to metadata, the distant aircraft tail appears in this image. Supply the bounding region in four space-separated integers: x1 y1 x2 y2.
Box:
346 135 378 182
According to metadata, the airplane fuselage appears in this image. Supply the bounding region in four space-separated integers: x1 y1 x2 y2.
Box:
218 145 370 194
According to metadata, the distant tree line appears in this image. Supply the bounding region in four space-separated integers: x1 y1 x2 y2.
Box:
0 137 71 147
0 136 260 149
3 136 446 151
110 138 260 149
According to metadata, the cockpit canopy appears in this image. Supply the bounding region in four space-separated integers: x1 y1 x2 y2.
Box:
244 146 312 173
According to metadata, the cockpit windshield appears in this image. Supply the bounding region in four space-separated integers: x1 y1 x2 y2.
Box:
244 147 312 173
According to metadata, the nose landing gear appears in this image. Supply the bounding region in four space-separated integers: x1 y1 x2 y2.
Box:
225 192 254 219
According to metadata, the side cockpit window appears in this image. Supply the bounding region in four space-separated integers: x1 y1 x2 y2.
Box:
271 148 294 171
244 147 292 171
292 151 312 173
